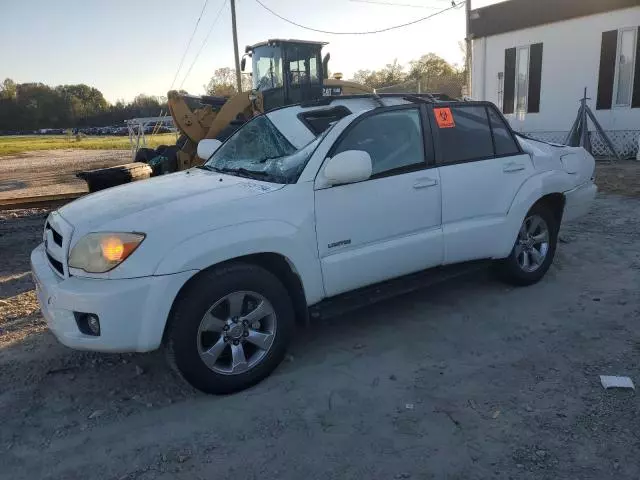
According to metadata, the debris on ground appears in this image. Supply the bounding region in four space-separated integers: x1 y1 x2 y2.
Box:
177 453 191 463
600 375 635 390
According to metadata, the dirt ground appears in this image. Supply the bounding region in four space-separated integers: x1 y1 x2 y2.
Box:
1 188 639 479
595 160 640 197
0 150 129 201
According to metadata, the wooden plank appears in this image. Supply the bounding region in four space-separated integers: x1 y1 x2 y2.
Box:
0 192 83 210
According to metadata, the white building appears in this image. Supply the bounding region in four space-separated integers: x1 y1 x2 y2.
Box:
470 0 640 158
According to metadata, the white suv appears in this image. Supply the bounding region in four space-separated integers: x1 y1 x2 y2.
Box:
31 95 596 394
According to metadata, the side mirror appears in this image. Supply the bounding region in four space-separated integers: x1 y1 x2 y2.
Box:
197 139 222 159
240 56 247 72
324 150 372 185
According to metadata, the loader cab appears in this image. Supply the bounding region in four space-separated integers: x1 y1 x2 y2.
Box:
245 39 327 111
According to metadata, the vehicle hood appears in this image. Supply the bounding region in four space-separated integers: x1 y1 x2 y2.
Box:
58 168 284 230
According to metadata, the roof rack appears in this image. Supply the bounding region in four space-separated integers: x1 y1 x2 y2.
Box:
299 92 457 108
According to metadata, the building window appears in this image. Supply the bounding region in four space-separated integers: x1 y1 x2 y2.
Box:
503 43 542 115
515 46 530 116
614 28 637 107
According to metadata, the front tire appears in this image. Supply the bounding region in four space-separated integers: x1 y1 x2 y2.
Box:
496 203 559 286
166 263 295 394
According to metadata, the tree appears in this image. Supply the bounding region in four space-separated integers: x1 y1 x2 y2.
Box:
0 78 17 99
204 68 252 97
408 53 456 81
350 60 405 89
377 60 405 87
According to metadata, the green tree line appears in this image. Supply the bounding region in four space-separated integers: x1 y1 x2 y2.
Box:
0 78 170 132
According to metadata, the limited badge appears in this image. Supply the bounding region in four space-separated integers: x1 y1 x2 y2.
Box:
434 107 455 128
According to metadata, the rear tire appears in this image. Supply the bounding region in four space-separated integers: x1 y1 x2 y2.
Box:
166 263 295 394
496 203 559 286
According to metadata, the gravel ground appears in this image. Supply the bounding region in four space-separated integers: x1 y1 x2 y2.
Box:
1 191 639 479
0 150 129 200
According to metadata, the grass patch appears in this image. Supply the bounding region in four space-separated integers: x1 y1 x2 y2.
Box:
0 134 178 157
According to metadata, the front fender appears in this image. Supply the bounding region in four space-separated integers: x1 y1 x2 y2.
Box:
153 220 325 305
494 170 574 258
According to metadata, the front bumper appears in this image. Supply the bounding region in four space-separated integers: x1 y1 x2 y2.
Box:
563 180 597 224
30 243 196 353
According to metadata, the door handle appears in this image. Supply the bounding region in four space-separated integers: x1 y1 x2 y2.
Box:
413 178 438 189
503 162 526 173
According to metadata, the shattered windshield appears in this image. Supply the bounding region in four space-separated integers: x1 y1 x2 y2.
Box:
203 115 324 184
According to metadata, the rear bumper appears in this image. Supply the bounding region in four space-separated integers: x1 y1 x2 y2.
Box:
31 243 196 353
563 180 597 224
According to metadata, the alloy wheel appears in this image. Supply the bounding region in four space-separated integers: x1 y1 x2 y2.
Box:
515 214 550 273
196 291 277 375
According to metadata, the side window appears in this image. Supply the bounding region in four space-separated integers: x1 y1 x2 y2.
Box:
288 48 320 85
487 107 520 156
436 106 494 164
332 108 428 178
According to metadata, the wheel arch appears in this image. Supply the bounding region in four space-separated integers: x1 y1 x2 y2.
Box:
530 192 566 226
497 171 571 258
162 252 309 345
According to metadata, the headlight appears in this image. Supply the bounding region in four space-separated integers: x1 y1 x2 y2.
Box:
68 233 145 273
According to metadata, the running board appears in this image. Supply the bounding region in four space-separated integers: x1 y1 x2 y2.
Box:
309 260 492 320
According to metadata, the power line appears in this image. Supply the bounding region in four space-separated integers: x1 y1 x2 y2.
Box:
253 0 464 35
349 0 441 9
179 0 229 89
170 0 210 90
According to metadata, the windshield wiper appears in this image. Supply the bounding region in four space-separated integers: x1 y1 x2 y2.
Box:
197 164 220 172
218 167 273 180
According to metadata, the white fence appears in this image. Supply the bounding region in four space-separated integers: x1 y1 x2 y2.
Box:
523 130 640 159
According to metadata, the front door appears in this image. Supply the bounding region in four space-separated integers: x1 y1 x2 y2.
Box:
314 106 443 297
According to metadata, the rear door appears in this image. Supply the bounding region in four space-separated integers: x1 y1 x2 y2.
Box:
432 104 534 264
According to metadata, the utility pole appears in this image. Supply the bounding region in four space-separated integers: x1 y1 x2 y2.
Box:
465 0 472 97
230 0 242 93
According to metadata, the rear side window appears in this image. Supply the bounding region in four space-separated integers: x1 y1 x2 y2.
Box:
487 107 520 155
436 106 494 164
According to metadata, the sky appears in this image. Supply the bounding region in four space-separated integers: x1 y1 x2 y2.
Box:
0 0 505 103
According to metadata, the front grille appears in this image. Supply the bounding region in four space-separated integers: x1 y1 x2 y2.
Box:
45 222 63 247
46 251 64 275
44 212 72 278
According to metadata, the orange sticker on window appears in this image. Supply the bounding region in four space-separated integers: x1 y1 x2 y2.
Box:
434 107 455 128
